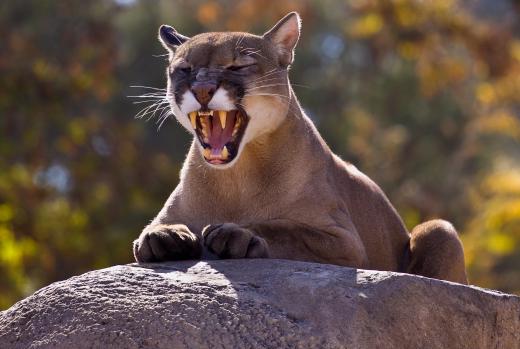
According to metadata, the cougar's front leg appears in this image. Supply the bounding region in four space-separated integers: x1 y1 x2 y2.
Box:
203 219 368 268
133 224 202 263
202 223 270 259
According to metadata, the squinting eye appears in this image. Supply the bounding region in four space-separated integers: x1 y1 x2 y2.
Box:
227 64 256 72
179 67 192 74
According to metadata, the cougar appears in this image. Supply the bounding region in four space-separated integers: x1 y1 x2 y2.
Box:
133 12 468 284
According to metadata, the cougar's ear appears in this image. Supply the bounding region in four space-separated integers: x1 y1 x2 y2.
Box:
158 25 190 52
263 12 301 67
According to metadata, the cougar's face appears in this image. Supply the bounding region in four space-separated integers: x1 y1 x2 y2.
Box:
158 13 300 168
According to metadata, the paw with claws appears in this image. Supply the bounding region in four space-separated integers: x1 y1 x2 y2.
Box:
203 223 269 259
133 224 202 262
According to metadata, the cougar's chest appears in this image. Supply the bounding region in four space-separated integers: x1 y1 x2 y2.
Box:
183 166 287 227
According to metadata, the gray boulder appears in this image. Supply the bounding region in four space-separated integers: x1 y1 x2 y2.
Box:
1 259 519 349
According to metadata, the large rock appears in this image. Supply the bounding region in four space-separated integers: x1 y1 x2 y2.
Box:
0 260 519 349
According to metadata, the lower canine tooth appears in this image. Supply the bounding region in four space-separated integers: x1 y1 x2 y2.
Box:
221 146 229 159
218 111 227 129
189 112 197 129
203 148 211 159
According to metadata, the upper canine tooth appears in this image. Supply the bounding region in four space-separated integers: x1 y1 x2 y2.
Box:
218 111 227 129
189 112 197 129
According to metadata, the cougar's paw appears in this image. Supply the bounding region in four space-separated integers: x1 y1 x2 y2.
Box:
202 223 269 259
133 224 202 263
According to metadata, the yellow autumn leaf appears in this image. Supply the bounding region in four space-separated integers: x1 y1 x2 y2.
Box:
476 83 496 105
347 13 384 38
487 233 515 255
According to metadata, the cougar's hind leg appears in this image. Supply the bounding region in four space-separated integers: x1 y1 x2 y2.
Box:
407 219 468 284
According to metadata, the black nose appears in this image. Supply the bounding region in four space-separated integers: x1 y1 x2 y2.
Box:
191 82 216 107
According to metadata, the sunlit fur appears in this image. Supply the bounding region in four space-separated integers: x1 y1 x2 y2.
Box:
133 13 468 285
165 38 292 168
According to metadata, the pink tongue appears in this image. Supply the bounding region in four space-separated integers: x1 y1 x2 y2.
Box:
208 111 236 151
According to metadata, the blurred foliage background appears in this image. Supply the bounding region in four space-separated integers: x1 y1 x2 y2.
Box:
1 0 519 308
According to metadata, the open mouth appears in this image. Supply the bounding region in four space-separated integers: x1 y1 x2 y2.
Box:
188 109 249 165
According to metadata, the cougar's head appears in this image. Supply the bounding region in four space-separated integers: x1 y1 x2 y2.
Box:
158 12 301 168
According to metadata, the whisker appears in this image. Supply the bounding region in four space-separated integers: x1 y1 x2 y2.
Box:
132 99 168 105
235 34 247 52
135 104 167 119
146 105 170 122
155 106 172 125
129 83 173 123
135 101 159 116
135 106 158 120
249 69 281 83
127 95 167 99
246 80 309 91
129 85 167 91
157 111 173 130
242 48 267 60
291 83 310 88
135 101 167 119
246 84 291 91
246 78 284 87
244 92 291 100
133 91 167 95
251 68 278 78
248 77 281 82
147 100 170 120
128 91 166 95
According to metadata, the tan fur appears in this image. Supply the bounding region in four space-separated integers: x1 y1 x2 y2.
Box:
133 12 468 284
407 220 468 283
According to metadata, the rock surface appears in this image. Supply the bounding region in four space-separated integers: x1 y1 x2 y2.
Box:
1 260 519 349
